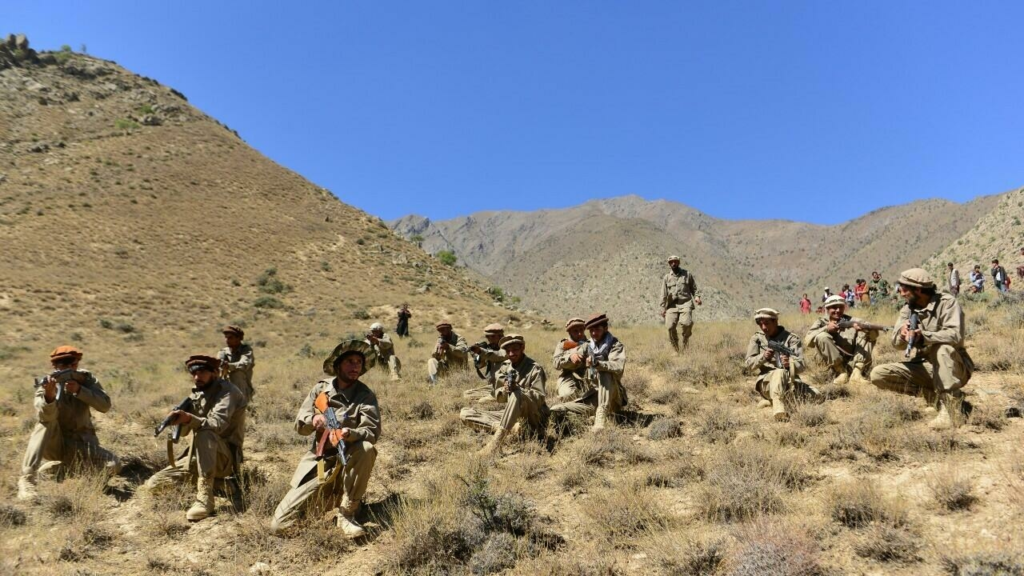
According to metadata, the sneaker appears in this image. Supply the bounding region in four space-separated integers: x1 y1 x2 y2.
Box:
17 475 38 502
336 513 366 539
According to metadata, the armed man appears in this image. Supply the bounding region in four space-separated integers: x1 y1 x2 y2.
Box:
549 313 627 431
460 334 547 456
217 325 255 401
462 323 507 403
744 308 812 422
869 268 975 430
868 271 890 305
804 295 883 386
660 255 702 354
366 322 402 381
18 346 121 501
552 318 588 403
144 355 247 522
427 321 470 385
271 340 381 538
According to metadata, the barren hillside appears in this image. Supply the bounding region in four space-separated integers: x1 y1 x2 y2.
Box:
926 186 1024 284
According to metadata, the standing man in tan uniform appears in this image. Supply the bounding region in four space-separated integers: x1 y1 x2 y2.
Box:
18 346 121 501
271 340 380 538
804 295 880 385
744 309 810 422
552 318 588 402
217 325 255 401
460 334 547 456
660 255 702 354
549 313 627 431
426 321 470 385
144 355 247 522
870 269 974 430
463 324 507 402
367 322 402 381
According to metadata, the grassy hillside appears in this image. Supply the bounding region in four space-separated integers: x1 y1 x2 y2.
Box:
927 187 1024 283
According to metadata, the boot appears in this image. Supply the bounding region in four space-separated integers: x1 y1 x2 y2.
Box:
336 498 365 539
17 473 38 502
928 402 953 430
757 399 772 409
186 476 215 522
832 370 849 386
592 408 607 431
478 429 507 457
849 367 869 385
773 411 790 423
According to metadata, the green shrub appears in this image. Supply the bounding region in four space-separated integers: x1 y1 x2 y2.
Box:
253 296 283 309
437 250 457 266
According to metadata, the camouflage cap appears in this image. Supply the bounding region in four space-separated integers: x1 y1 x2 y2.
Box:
50 345 83 362
667 255 680 262
323 339 376 376
823 295 846 309
185 354 221 374
585 313 609 329
483 323 504 335
435 321 452 330
499 334 525 349
222 325 245 338
897 268 935 289
565 317 586 330
754 308 779 320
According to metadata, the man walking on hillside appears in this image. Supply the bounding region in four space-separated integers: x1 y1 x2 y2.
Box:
462 324 507 402
18 346 121 501
549 313 628 431
992 259 1009 293
366 322 402 380
660 255 701 354
804 295 880 385
217 325 255 401
744 309 812 422
947 263 961 296
869 269 974 430
868 272 890 305
427 321 470 385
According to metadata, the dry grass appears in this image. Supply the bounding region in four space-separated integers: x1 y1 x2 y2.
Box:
698 441 811 522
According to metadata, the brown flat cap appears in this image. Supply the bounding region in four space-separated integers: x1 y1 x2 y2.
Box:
435 321 452 330
897 268 935 289
483 323 504 335
565 317 585 329
498 334 525 349
50 345 83 362
185 355 221 373
584 313 609 329
222 325 245 338
753 308 779 320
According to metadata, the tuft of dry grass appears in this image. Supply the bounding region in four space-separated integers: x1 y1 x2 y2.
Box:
854 524 921 564
827 480 909 529
648 417 683 440
929 468 977 511
792 404 830 428
726 520 825 576
698 405 738 444
583 479 667 542
941 550 1024 576
698 441 811 522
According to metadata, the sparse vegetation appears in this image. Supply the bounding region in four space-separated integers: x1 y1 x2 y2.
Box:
436 249 458 266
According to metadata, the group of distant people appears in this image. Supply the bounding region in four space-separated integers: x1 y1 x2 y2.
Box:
800 271 892 314
949 258 1012 295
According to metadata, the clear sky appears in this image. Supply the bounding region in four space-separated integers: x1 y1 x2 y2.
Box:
4 1 1022 224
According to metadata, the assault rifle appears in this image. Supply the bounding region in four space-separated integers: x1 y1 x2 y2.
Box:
313 392 355 482
905 312 920 358
837 319 890 333
34 368 79 402
503 367 520 393
154 397 195 442
765 341 798 369
582 343 601 384
470 341 495 381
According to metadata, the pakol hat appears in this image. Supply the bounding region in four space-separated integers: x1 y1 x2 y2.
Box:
565 317 585 330
823 287 830 291
897 268 935 289
323 339 376 376
585 313 609 329
185 355 221 374
754 308 779 320
823 295 846 309
435 321 452 330
667 255 680 262
499 334 525 349
483 323 504 335
370 322 384 331
222 325 245 338
50 345 83 363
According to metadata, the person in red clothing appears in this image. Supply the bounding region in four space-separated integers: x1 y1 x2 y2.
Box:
799 294 812 314
855 279 869 304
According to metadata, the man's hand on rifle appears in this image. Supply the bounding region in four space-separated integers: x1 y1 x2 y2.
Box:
64 378 81 395
169 410 193 426
762 349 775 363
366 334 379 345
781 355 791 369
339 427 351 441
570 352 582 364
312 414 327 430
826 320 840 333
695 296 702 306
660 309 666 318
42 377 58 403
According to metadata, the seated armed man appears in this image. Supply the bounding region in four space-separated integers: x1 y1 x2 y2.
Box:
869 268 975 430
144 355 247 522
19 346 121 501
463 323 507 402
549 313 628 431
460 334 547 456
552 318 588 403
804 295 882 385
217 325 255 401
427 321 470 385
366 322 402 381
744 308 812 422
271 340 381 538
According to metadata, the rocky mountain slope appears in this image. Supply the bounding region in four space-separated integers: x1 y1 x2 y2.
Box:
392 193 1002 322
0 35 509 359
926 186 1024 284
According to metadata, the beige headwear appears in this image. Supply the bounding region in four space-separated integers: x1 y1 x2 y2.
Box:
823 295 846 309
897 268 935 289
483 323 504 335
754 308 779 320
565 317 585 330
498 334 525 349
667 255 680 262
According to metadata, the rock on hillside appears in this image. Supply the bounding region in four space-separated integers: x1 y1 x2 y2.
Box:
0 36 510 349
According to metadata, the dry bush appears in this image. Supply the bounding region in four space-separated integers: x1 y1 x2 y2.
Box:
929 468 977 511
644 457 704 489
648 417 682 440
698 441 810 522
649 387 680 405
792 404 829 428
725 519 825 576
575 430 654 467
827 480 909 529
583 479 666 542
854 524 920 564
0 504 27 528
645 530 727 575
698 405 738 444
970 406 1008 431
621 371 650 402
942 550 1024 576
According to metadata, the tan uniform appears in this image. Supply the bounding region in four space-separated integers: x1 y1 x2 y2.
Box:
463 344 507 402
869 292 974 405
549 333 627 424
369 334 402 380
460 356 547 433
427 331 470 381
145 378 248 489
217 344 255 401
21 370 120 478
271 379 380 534
744 328 810 418
803 314 877 376
552 338 588 401
661 267 698 351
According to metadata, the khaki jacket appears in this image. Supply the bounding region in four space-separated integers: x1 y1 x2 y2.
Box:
804 314 875 353
590 334 626 388
370 333 396 361
661 267 698 310
891 292 970 359
181 378 248 451
34 369 110 436
218 344 255 394
288 379 381 488
744 328 805 378
552 338 587 382
495 356 547 405
474 344 506 386
433 331 470 367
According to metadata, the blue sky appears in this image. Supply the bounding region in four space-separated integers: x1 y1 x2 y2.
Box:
4 1 1022 224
